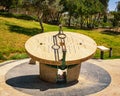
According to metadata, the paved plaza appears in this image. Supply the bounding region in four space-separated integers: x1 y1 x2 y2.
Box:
0 58 120 96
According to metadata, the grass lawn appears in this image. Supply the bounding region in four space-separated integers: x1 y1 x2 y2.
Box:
0 16 120 62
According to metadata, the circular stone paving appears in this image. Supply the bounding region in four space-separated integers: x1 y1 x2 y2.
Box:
5 62 111 96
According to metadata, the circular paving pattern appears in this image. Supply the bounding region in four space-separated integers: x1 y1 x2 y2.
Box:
5 62 111 96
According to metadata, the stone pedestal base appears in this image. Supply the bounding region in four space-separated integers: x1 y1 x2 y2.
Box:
67 64 81 83
39 63 81 83
39 63 57 83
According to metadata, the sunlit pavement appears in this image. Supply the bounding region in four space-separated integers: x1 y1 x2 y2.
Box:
0 58 120 96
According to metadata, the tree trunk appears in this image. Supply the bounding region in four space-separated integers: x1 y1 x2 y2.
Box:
38 12 44 32
39 18 44 32
97 13 101 26
68 15 72 27
80 15 83 29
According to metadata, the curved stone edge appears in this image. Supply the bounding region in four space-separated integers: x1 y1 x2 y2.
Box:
0 58 31 96
88 59 120 96
0 60 16 67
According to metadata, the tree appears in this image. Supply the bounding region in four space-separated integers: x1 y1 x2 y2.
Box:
0 0 13 12
43 0 63 24
99 0 109 13
22 0 53 32
31 0 57 32
1 0 110 29
117 1 120 12
110 11 120 27
11 0 23 8
59 0 108 28
75 0 85 28
20 0 61 32
0 0 23 12
22 0 33 15
76 0 104 28
60 0 77 26
32 0 46 32
99 0 109 23
110 2 120 27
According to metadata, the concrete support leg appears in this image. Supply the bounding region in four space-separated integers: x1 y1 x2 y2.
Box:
67 64 81 83
39 63 57 83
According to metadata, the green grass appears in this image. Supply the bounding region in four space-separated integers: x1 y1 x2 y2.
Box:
0 16 120 62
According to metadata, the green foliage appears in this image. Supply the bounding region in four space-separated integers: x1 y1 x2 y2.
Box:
111 19 119 27
99 0 109 10
59 0 109 28
110 12 120 27
113 12 120 20
83 0 103 15
10 53 28 60
101 22 112 27
0 0 12 10
103 15 107 23
0 12 37 21
0 53 6 61
117 1 120 12
1 0 110 29
0 0 23 12
11 0 23 8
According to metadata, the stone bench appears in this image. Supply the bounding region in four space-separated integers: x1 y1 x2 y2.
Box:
97 46 112 59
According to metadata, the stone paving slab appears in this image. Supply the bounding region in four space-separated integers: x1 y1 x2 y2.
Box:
89 59 120 96
0 58 120 96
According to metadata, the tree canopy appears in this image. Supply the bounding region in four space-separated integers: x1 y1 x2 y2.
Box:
117 1 120 12
0 0 112 29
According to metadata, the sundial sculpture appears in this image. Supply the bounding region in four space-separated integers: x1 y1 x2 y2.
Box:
51 25 68 83
25 25 97 83
52 25 67 70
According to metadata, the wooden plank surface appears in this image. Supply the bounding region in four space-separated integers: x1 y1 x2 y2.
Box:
25 31 97 65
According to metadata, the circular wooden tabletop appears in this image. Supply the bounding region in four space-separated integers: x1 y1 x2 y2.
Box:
25 31 97 65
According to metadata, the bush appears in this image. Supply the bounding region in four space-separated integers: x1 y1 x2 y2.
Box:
15 14 37 21
10 53 28 60
103 15 107 23
0 53 6 60
110 12 120 27
0 12 37 21
0 12 13 17
101 22 112 28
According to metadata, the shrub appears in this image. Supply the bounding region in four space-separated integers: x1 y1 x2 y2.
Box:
0 53 6 60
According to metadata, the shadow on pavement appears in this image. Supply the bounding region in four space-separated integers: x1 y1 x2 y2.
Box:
5 62 111 96
6 75 78 91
